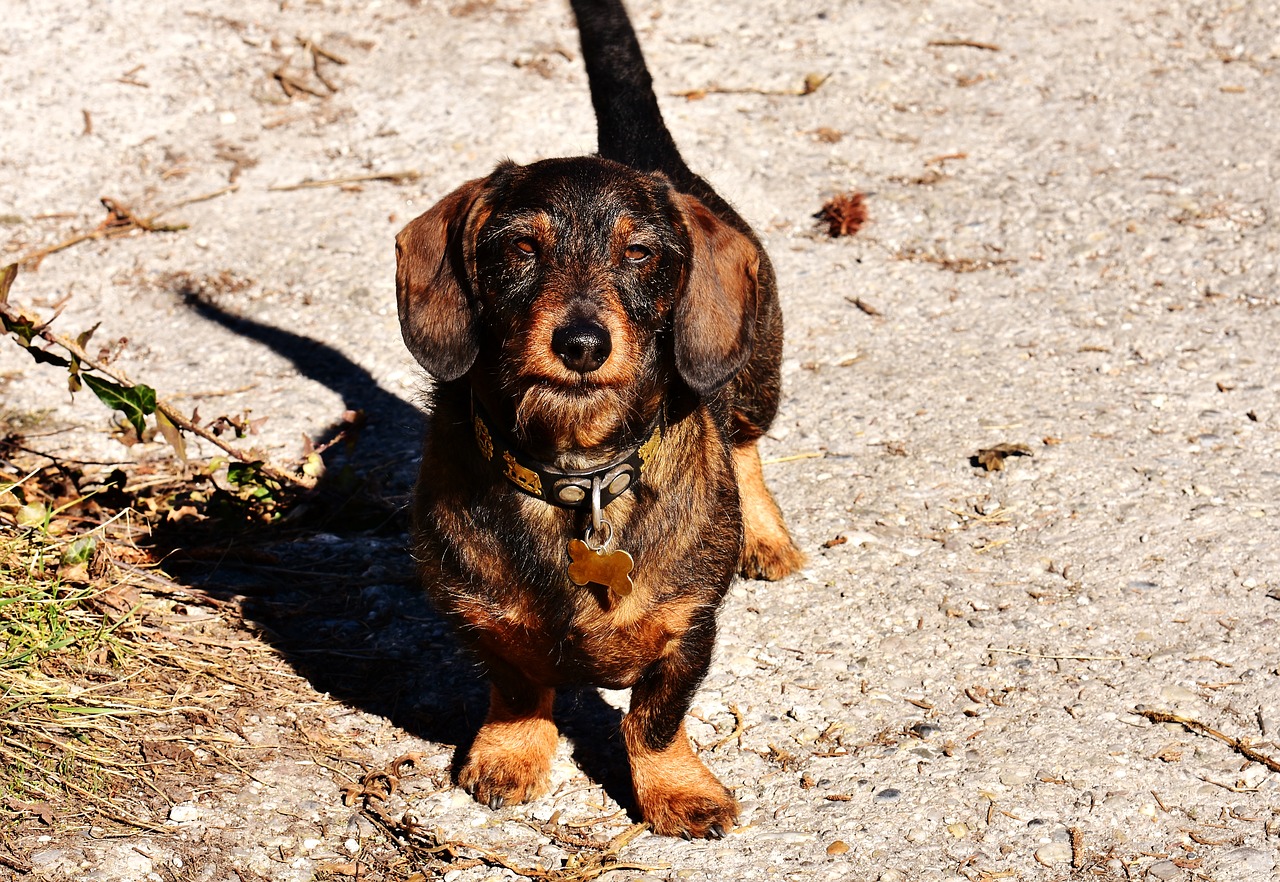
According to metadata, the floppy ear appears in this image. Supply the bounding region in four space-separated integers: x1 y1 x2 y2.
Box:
395 178 488 381
672 193 759 394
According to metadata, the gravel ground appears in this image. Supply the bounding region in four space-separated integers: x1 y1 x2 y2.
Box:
2 1 1279 880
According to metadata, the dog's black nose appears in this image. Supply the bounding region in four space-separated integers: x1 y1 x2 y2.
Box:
551 320 612 374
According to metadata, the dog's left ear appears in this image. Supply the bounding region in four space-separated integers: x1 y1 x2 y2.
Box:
395 178 488 381
672 193 759 394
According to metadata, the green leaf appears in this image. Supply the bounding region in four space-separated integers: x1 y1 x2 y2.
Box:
2 312 38 345
0 263 15 304
26 346 70 368
226 461 263 486
83 375 156 438
155 409 187 465
61 535 97 565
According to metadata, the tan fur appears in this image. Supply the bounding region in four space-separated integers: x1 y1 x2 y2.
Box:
623 720 738 838
458 685 558 806
733 442 805 580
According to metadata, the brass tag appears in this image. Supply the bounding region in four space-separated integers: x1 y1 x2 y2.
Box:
567 539 634 597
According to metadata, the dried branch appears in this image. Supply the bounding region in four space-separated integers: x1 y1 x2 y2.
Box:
1135 709 1280 773
0 291 310 490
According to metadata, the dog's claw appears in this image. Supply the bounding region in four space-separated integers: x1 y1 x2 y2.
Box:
488 794 506 810
708 824 725 840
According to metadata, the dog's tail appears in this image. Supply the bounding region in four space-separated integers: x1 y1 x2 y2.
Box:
569 0 693 183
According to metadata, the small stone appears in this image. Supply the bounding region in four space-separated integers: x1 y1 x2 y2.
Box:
1146 859 1181 880
1211 846 1275 876
753 831 815 844
344 839 360 855
29 849 86 876
947 822 969 838
999 768 1032 786
167 804 200 823
1259 704 1278 738
879 871 906 882
873 788 901 803
1034 842 1072 865
1159 684 1199 703
826 840 850 855
795 726 823 744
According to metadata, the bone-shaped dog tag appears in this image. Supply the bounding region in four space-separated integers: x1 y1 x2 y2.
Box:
567 538 634 597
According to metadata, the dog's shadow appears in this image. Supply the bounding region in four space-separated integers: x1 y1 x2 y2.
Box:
164 290 638 815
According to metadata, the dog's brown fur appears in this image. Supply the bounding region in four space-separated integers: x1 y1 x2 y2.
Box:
395 0 802 839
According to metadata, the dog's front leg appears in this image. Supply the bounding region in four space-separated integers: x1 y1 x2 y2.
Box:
622 615 738 839
459 660 558 810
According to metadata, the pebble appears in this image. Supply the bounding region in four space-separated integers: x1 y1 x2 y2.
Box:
1212 846 1275 876
344 839 360 855
1259 704 1278 738
878 872 906 882
1159 684 1199 704
753 831 815 844
1034 842 1072 865
29 849 86 875
167 804 200 823
826 840 849 855
1146 860 1181 880
873 788 901 803
946 822 968 838
999 768 1032 786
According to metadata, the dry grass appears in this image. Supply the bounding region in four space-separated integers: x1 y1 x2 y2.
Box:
0 455 306 840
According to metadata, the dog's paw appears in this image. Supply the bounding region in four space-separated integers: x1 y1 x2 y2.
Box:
458 718 557 810
627 723 739 839
739 534 805 581
635 769 739 840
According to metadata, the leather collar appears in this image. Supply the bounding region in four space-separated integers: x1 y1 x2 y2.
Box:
470 396 663 511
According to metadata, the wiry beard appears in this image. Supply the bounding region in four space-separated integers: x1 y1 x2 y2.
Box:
512 381 630 461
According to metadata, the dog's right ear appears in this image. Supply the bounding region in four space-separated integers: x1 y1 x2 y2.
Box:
395 178 488 381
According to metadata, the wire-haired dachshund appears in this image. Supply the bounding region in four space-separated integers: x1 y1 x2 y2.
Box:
395 0 802 839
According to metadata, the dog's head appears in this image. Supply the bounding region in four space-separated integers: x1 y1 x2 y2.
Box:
396 157 758 452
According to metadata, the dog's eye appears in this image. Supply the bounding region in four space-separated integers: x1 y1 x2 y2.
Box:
624 243 652 263
513 237 538 257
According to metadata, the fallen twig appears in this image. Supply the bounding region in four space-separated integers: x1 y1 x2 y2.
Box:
17 188 236 268
927 39 1001 52
268 170 421 192
675 72 830 100
0 292 310 490
705 704 747 752
1135 709 1280 773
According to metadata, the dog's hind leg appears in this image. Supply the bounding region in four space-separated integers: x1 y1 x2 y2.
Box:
459 675 558 809
732 441 804 581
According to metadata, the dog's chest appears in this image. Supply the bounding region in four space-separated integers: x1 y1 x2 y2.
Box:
456 580 696 690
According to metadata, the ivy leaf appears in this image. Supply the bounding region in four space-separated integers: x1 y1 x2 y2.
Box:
0 263 15 304
25 346 70 368
2 312 39 346
83 375 156 438
155 409 187 465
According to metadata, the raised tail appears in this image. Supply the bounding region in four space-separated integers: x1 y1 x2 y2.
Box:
569 0 693 183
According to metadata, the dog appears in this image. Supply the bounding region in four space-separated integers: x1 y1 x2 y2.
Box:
394 0 802 839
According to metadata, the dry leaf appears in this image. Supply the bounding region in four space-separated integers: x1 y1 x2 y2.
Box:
974 442 1033 471
816 191 868 238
